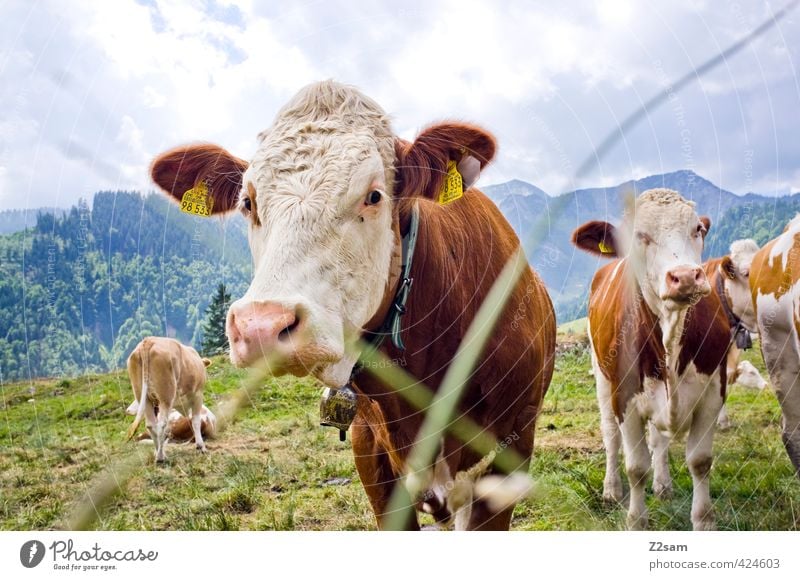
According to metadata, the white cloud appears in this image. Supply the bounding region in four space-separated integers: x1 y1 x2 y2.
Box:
0 0 798 209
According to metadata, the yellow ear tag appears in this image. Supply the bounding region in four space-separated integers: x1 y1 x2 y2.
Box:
180 182 213 217
598 240 613 254
438 160 464 205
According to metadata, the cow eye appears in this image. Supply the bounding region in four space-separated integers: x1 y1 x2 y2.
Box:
242 197 252 213
365 190 382 206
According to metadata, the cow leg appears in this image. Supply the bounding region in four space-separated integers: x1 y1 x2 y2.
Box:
648 422 672 499
155 401 172 463
466 502 513 531
351 416 419 530
144 401 158 445
620 409 650 530
716 404 731 430
717 347 737 431
190 392 207 453
595 369 623 502
761 328 800 477
685 379 721 531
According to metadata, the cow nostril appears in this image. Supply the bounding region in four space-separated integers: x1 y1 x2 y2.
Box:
278 316 300 342
669 273 680 286
695 269 705 283
227 311 242 343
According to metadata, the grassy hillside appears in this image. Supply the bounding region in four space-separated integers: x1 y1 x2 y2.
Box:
1 345 798 531
557 317 587 336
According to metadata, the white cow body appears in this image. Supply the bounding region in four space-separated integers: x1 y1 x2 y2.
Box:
750 217 800 476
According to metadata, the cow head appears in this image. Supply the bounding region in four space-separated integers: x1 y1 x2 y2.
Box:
571 188 711 315
151 81 495 385
719 239 759 332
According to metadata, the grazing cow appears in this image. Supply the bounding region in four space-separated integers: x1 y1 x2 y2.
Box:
126 400 217 442
149 80 556 530
572 189 728 530
126 337 212 462
749 215 800 477
703 239 760 428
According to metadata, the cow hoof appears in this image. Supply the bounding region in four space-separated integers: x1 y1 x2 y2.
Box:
196 445 208 454
602 482 623 504
692 508 715 531
716 419 731 431
626 512 648 531
653 482 673 500
692 517 716 531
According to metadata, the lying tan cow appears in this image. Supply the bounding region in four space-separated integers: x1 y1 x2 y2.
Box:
732 360 768 391
126 400 217 442
750 215 800 477
572 188 728 530
703 239 760 429
126 337 212 462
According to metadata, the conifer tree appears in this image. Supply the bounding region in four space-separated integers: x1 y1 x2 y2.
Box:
201 283 231 356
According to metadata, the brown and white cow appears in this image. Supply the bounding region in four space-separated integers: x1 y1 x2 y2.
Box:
572 188 729 530
703 239 760 429
149 81 556 530
749 216 800 477
126 337 212 462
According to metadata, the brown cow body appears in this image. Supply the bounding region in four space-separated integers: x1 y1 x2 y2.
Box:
352 194 556 530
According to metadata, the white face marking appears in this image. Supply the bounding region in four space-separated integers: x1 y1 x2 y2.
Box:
227 82 398 384
724 239 759 331
622 189 708 316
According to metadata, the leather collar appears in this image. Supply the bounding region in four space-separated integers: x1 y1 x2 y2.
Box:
715 272 752 350
362 202 420 351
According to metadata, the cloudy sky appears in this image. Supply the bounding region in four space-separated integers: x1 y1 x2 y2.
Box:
1 0 798 210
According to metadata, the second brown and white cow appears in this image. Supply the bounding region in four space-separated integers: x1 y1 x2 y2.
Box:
704 239 760 428
149 81 556 530
126 337 212 462
572 188 729 530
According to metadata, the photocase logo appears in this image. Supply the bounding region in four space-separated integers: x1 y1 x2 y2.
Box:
20 540 46 568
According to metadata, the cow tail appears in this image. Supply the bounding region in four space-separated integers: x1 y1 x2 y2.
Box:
126 343 150 441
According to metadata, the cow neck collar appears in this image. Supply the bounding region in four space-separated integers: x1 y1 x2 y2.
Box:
362 200 420 351
715 271 752 350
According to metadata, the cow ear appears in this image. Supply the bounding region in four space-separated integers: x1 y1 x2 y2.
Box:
150 144 248 215
719 256 736 280
571 221 619 258
395 122 496 199
699 216 711 238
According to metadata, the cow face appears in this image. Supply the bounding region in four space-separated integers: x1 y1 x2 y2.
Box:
572 188 711 314
150 81 495 386
719 239 759 331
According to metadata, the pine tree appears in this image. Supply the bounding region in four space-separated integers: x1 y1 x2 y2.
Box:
201 283 231 356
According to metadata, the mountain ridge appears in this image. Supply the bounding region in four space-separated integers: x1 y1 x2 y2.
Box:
3 171 800 380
